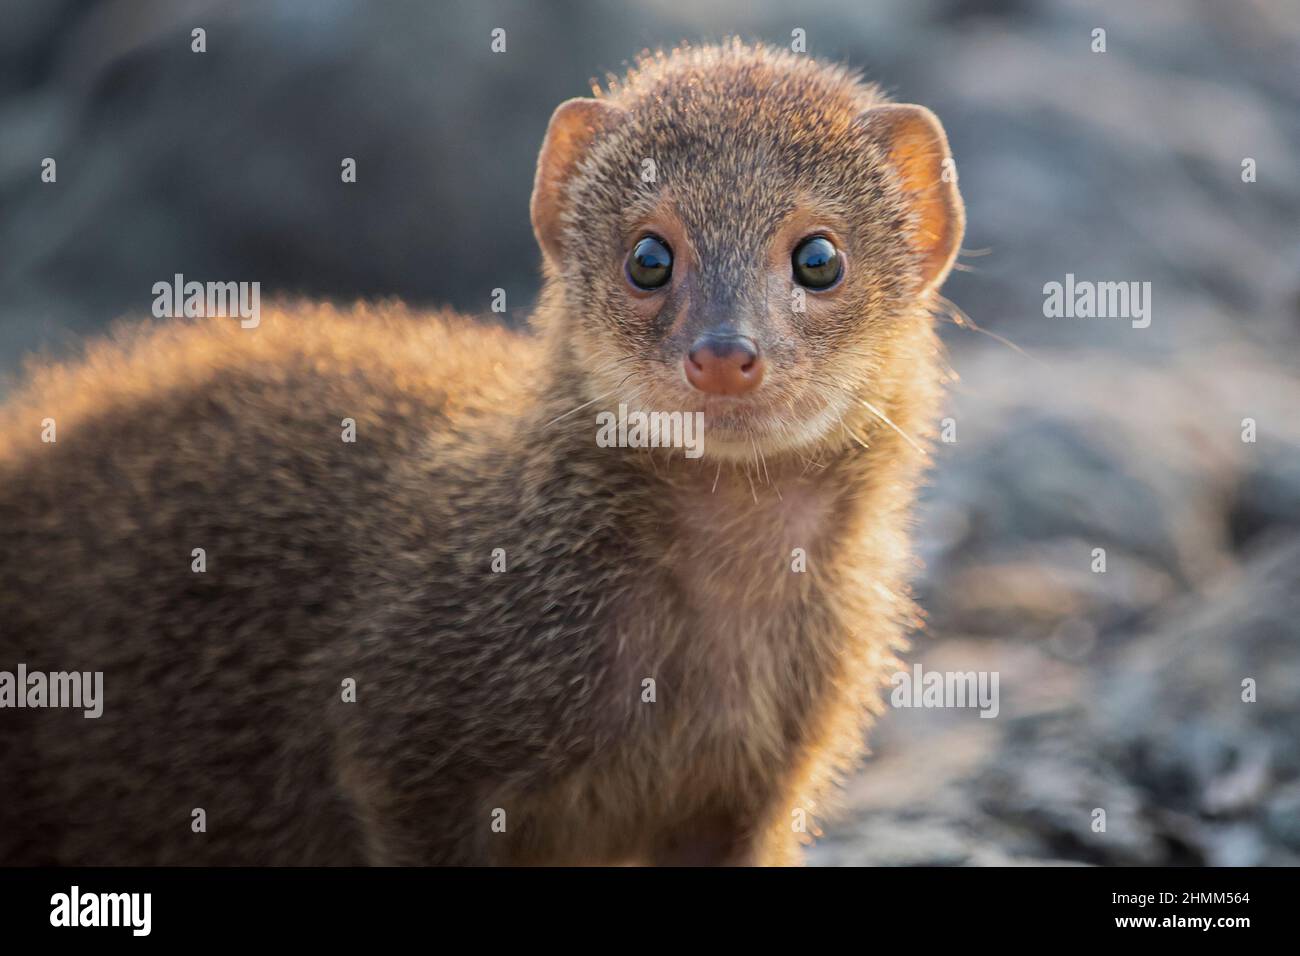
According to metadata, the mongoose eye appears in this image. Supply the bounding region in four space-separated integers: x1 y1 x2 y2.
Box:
626 236 673 290
792 236 842 290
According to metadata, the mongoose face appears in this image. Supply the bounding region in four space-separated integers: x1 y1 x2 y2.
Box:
531 43 964 461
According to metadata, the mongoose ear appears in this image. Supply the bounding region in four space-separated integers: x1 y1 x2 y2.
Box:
531 97 626 266
859 104 965 291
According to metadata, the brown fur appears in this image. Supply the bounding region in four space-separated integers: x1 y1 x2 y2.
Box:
0 42 962 865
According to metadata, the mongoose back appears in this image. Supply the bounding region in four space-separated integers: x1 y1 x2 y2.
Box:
0 41 964 865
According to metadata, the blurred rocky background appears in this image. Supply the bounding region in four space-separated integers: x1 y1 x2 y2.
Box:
1 0 1297 863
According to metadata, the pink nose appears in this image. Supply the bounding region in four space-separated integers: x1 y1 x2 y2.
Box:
684 335 764 396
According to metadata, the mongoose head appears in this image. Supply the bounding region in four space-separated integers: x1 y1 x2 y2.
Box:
531 42 964 461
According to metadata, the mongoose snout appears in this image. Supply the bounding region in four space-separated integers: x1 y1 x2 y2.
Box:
684 333 765 395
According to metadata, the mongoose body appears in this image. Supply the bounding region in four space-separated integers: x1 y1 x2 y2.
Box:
0 42 963 865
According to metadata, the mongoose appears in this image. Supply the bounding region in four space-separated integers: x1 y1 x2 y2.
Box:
0 41 963 865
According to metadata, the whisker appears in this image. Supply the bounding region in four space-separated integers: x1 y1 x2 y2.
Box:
752 435 780 500
935 295 1044 367
815 378 927 458
815 383 872 453
858 396 927 456
543 380 618 428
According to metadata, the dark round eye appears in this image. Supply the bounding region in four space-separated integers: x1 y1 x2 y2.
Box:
792 236 842 290
627 236 673 290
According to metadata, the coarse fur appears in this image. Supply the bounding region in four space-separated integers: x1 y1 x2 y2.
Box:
0 41 963 865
